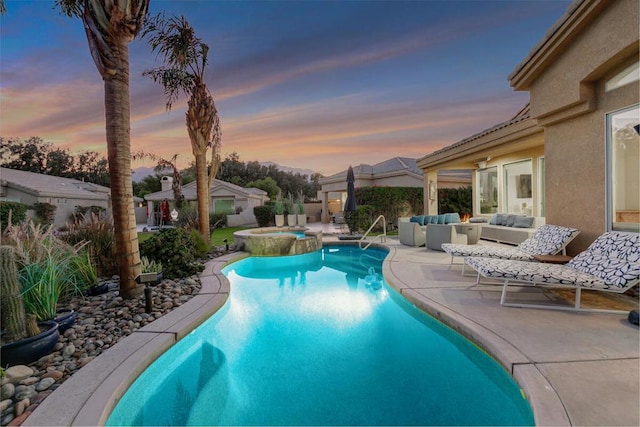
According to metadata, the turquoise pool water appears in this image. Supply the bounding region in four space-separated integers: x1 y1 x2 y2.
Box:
107 245 533 426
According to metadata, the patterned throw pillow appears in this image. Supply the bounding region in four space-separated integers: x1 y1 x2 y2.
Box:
505 215 517 227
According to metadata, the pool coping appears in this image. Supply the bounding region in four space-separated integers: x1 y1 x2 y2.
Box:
23 244 566 426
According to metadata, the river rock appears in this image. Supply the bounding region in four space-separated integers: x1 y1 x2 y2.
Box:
0 384 14 400
4 367 33 384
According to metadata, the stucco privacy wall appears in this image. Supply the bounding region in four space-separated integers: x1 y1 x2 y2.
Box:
510 0 639 253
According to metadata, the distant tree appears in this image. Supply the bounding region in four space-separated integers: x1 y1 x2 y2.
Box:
133 174 162 198
143 13 222 244
72 151 110 187
246 177 281 200
0 137 51 173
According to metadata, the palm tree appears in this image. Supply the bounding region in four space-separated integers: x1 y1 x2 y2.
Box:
142 13 222 244
57 0 148 299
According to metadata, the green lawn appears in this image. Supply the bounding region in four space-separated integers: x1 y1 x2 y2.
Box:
137 226 249 247
211 226 249 246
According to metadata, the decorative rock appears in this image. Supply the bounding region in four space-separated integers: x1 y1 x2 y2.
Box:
35 378 54 392
7 410 31 426
78 357 94 368
1 412 14 425
0 384 15 400
4 367 33 384
14 398 29 417
0 399 12 412
18 378 37 387
40 371 63 381
82 317 96 325
62 344 76 359
13 388 36 402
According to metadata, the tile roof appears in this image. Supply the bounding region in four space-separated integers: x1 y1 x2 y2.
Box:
0 167 110 200
326 156 422 180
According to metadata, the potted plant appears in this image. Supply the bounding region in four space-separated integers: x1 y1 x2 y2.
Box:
296 192 306 227
0 246 59 367
285 193 297 227
274 191 285 227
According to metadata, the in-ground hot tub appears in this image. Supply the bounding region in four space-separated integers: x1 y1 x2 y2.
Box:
234 227 322 256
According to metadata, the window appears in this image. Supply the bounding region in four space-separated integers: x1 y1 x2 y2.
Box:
214 199 235 214
477 167 498 214
607 104 640 232
503 160 533 215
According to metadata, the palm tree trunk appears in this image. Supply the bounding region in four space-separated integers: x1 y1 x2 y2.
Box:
195 152 210 243
104 41 142 299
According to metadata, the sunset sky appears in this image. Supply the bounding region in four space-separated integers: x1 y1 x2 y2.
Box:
1 0 570 176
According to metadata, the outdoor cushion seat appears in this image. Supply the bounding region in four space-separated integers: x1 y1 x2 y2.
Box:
463 231 640 312
442 224 580 267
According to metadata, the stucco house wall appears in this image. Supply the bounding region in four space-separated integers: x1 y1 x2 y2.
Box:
509 0 639 252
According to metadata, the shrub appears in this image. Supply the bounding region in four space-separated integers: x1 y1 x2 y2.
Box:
3 219 95 320
140 256 163 274
32 202 56 225
69 205 106 222
209 213 227 229
253 205 274 227
438 186 472 216
190 229 210 257
0 202 28 229
177 204 198 229
61 213 117 277
139 228 204 279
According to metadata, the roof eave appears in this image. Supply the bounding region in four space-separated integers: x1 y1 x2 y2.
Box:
509 0 606 90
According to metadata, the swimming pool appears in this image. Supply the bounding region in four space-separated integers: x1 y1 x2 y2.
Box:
107 245 533 426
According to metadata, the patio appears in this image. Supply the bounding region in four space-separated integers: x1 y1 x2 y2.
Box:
24 225 639 426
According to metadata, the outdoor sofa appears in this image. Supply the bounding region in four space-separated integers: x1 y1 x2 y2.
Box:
480 213 546 245
464 231 640 312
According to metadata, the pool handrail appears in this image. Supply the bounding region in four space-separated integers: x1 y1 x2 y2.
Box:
360 215 387 250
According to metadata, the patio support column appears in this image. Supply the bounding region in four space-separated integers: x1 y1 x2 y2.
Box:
426 170 438 215
147 200 155 226
321 191 330 223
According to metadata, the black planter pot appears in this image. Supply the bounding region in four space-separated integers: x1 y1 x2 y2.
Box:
0 321 59 367
54 308 77 333
87 282 109 296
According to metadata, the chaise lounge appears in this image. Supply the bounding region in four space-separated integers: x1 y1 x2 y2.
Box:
464 231 640 312
442 224 580 269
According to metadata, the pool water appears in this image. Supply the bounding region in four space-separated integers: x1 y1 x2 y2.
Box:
107 245 534 426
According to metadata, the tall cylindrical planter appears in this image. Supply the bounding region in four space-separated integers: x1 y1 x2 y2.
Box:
297 214 307 226
275 215 285 227
287 214 297 227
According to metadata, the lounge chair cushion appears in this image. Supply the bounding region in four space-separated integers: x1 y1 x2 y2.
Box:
465 257 609 288
440 243 534 261
442 224 579 261
517 224 579 255
568 253 640 288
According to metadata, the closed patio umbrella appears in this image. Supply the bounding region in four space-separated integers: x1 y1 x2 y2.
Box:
344 166 357 233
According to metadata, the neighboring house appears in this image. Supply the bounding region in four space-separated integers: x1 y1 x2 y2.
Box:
318 157 424 223
418 0 639 253
0 167 111 228
144 177 269 227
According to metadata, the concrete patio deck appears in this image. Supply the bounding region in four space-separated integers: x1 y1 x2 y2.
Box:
25 223 639 426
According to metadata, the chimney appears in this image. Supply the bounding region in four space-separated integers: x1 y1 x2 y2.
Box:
160 176 173 192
